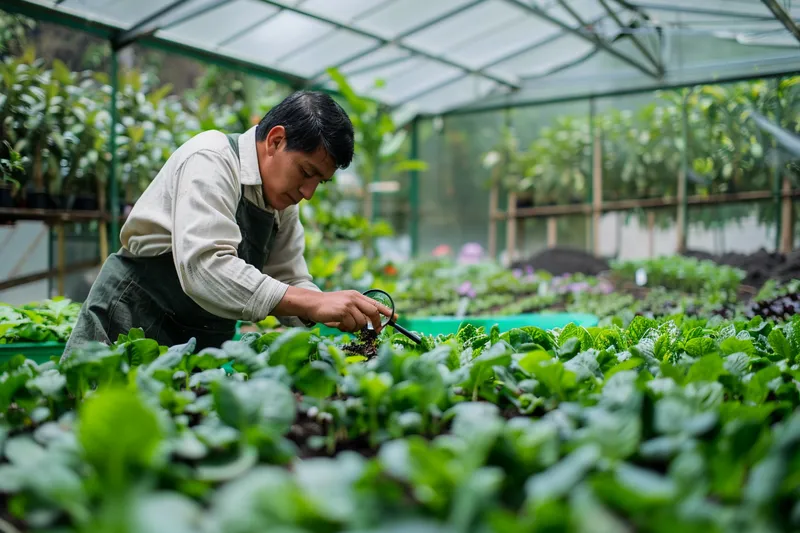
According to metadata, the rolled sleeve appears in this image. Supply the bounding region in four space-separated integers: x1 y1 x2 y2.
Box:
171 150 289 323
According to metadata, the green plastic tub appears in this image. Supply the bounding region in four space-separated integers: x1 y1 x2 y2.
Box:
308 312 599 339
0 342 65 364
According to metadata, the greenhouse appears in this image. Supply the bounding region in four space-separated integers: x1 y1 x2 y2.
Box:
1 0 800 531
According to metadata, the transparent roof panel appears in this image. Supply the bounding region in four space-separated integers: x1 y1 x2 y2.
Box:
544 0 614 26
355 0 479 38
351 58 463 103
444 16 565 69
339 45 413 77
300 0 384 25
491 33 596 79
163 0 279 47
223 10 334 61
14 0 800 115
403 1 531 54
59 0 177 27
272 30 379 78
406 74 499 114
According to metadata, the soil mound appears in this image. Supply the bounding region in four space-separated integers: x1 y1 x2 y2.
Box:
684 247 800 288
511 246 610 276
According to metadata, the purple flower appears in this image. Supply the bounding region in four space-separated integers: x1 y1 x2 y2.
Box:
457 281 473 296
526 265 534 276
512 268 522 278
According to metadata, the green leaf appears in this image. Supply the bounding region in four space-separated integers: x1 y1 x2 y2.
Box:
268 329 312 374
25 369 66 398
560 323 594 352
131 491 204 533
719 336 755 357
294 453 366 522
625 316 657 344
526 445 601 504
128 338 160 366
196 444 259 482
4 435 46 466
294 360 337 399
685 337 717 358
686 353 726 383
614 462 677 502
77 386 163 487
768 328 794 361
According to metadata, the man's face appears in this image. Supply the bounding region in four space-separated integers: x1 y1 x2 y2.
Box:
257 125 337 210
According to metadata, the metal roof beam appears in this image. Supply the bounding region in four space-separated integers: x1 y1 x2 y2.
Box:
112 0 194 50
597 0 663 75
504 0 661 79
760 0 800 45
630 2 785 20
253 0 519 90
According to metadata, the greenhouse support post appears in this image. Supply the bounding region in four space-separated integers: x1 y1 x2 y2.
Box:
409 118 419 257
108 48 120 253
677 90 690 253
772 77 782 251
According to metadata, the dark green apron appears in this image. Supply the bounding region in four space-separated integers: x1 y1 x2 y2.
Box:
61 134 278 361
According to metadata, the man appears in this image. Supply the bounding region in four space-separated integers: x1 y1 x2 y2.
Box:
62 91 393 360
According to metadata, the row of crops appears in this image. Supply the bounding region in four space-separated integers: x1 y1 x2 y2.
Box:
480 78 800 232
2 254 800 532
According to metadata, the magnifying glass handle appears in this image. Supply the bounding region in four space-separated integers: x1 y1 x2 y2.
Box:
389 320 422 345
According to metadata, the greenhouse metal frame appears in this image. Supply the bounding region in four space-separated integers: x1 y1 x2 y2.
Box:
1 0 800 290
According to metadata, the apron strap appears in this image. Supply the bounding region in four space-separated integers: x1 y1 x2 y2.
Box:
226 133 241 159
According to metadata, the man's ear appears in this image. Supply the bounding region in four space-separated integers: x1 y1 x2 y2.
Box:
265 125 285 156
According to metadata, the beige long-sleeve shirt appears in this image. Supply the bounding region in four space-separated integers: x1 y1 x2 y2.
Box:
119 125 320 325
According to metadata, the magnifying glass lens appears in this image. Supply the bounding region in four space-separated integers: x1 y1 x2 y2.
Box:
363 289 394 327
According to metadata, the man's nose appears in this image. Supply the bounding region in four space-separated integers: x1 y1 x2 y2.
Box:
299 181 317 200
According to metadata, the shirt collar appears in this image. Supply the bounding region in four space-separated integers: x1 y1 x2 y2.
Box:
238 125 262 187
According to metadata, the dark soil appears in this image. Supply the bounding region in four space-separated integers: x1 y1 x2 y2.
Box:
341 327 379 358
287 412 378 460
510 246 611 276
684 247 800 288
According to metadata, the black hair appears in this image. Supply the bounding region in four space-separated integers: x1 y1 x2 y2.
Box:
255 90 354 169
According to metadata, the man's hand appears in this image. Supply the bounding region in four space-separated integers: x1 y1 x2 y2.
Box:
274 286 397 333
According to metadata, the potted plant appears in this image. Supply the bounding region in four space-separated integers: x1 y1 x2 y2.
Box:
0 141 24 208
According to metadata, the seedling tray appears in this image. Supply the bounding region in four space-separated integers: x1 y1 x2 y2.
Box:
0 342 65 364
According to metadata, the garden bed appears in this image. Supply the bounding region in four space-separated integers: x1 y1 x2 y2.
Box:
1 307 799 532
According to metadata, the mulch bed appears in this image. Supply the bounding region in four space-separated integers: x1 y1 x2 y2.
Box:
685 248 800 288
510 246 611 276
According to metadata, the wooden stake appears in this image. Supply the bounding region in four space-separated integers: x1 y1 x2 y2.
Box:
647 211 655 257
676 168 687 253
592 130 603 256
99 222 108 259
780 175 794 253
98 177 109 259
56 223 65 296
506 191 517 262
488 183 498 259
547 217 557 248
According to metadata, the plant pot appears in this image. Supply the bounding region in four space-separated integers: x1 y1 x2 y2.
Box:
0 184 14 208
51 193 68 210
26 189 48 210
516 196 534 209
73 194 99 211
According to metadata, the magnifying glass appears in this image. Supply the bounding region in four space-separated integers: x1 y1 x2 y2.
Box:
363 288 422 345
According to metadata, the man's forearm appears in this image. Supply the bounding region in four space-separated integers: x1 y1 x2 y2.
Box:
271 285 320 320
